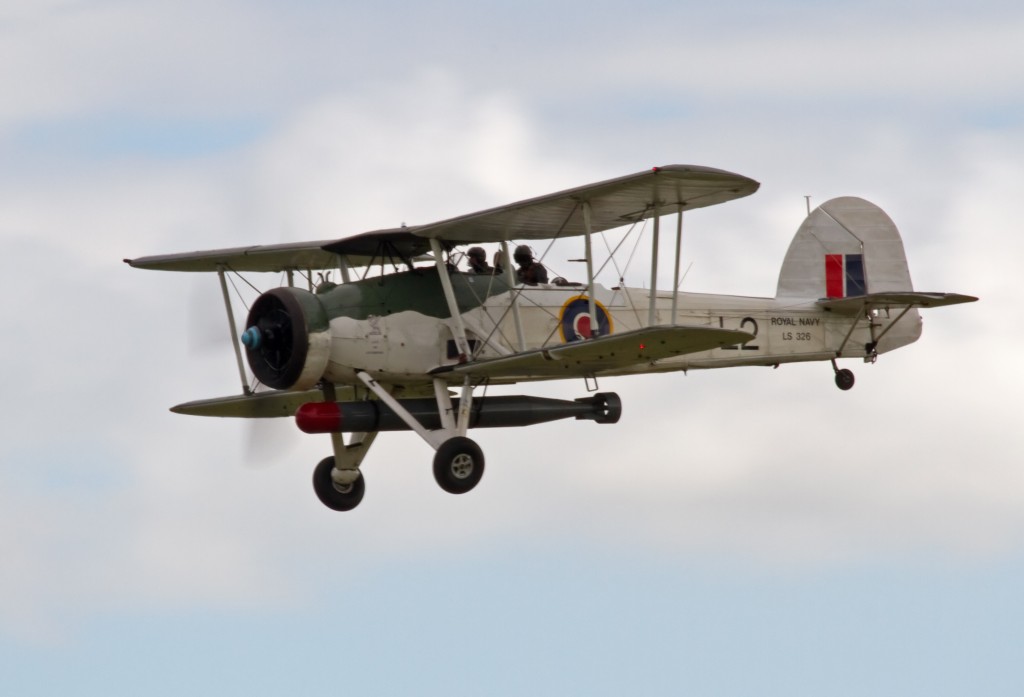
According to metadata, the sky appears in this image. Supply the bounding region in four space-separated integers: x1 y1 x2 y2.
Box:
2 0 1023 694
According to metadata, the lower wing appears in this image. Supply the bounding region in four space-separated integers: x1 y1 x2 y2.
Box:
431 325 755 380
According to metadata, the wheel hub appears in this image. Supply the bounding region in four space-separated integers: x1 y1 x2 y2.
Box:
451 453 474 479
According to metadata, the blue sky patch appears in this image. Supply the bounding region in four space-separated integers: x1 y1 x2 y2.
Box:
9 114 272 161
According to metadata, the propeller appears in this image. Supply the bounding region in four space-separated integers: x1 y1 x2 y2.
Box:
241 397 303 470
242 289 310 390
242 302 294 377
182 277 330 470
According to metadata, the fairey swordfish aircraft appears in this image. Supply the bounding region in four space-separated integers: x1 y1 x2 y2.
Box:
125 165 976 511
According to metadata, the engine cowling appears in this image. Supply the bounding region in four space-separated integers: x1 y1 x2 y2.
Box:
240 288 330 391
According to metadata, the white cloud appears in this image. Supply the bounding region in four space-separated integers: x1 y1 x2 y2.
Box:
243 71 589 238
0 1 293 126
598 12 1024 102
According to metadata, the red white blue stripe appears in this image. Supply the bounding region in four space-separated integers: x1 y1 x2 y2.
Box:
825 254 866 298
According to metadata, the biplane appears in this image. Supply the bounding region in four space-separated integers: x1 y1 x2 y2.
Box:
125 165 976 511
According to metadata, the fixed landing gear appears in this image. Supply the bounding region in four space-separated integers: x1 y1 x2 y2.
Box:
305 373 621 510
312 456 366 511
433 436 485 494
834 369 855 390
831 359 856 391
310 436 485 510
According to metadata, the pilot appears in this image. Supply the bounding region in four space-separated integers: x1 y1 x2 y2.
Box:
514 245 548 285
466 246 494 274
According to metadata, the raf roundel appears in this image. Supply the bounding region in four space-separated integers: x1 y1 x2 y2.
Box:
559 296 613 342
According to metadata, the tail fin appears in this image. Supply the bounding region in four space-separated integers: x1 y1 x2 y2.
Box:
775 197 913 300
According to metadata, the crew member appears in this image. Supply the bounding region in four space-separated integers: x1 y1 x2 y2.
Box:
513 245 548 285
466 247 494 274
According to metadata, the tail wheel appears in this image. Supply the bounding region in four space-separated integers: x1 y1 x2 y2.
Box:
433 437 485 495
834 368 855 391
312 456 365 511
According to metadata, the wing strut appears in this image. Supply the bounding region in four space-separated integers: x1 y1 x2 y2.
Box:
217 265 251 395
429 238 472 359
670 209 684 323
648 201 661 326
500 240 527 351
582 202 600 337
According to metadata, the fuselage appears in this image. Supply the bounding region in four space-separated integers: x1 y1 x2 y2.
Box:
314 270 922 385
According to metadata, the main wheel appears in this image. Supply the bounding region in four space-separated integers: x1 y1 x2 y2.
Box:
834 368 855 391
312 456 365 511
433 437 485 495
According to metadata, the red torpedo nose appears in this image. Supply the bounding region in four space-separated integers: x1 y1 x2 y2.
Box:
295 402 342 434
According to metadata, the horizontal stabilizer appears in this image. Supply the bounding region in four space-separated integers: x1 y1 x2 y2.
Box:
818 292 978 314
431 325 755 380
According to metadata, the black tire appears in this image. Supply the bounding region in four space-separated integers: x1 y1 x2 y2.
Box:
312 456 365 511
835 368 855 391
433 437 485 495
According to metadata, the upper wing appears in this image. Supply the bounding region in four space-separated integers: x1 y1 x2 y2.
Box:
124 231 409 273
126 165 758 272
430 325 755 380
818 292 978 314
410 165 759 243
